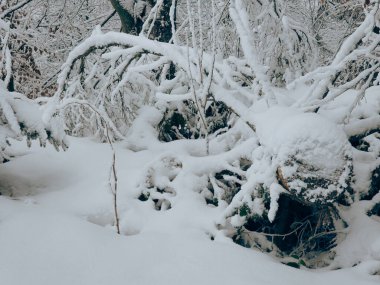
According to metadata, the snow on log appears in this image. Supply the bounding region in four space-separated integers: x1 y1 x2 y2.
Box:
254 107 353 205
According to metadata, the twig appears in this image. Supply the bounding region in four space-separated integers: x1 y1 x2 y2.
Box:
0 0 33 18
59 101 121 234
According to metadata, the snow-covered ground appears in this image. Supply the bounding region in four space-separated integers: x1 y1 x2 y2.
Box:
0 137 379 285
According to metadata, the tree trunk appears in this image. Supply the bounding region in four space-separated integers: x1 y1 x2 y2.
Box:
109 0 174 43
150 0 173 42
109 0 137 34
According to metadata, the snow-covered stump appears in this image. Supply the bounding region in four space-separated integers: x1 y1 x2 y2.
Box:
255 107 354 207
225 107 354 264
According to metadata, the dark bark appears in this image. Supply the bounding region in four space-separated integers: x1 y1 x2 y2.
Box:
109 0 174 42
150 0 173 42
109 0 138 34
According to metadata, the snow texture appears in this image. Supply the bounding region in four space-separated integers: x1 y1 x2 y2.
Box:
0 137 379 285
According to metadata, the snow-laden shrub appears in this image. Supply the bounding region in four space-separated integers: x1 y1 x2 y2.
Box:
158 101 231 142
137 154 181 211
0 15 67 162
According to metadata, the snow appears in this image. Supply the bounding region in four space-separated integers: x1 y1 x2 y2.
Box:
333 198 380 269
0 137 378 285
320 86 380 124
254 107 350 170
268 182 285 222
0 82 67 161
1 2 380 282
251 106 353 203
319 86 380 138
229 0 277 105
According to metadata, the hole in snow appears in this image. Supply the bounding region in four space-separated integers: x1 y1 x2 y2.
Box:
0 175 44 198
86 212 114 227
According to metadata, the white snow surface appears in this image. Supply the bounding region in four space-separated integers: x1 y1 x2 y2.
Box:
0 137 379 285
253 107 350 170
